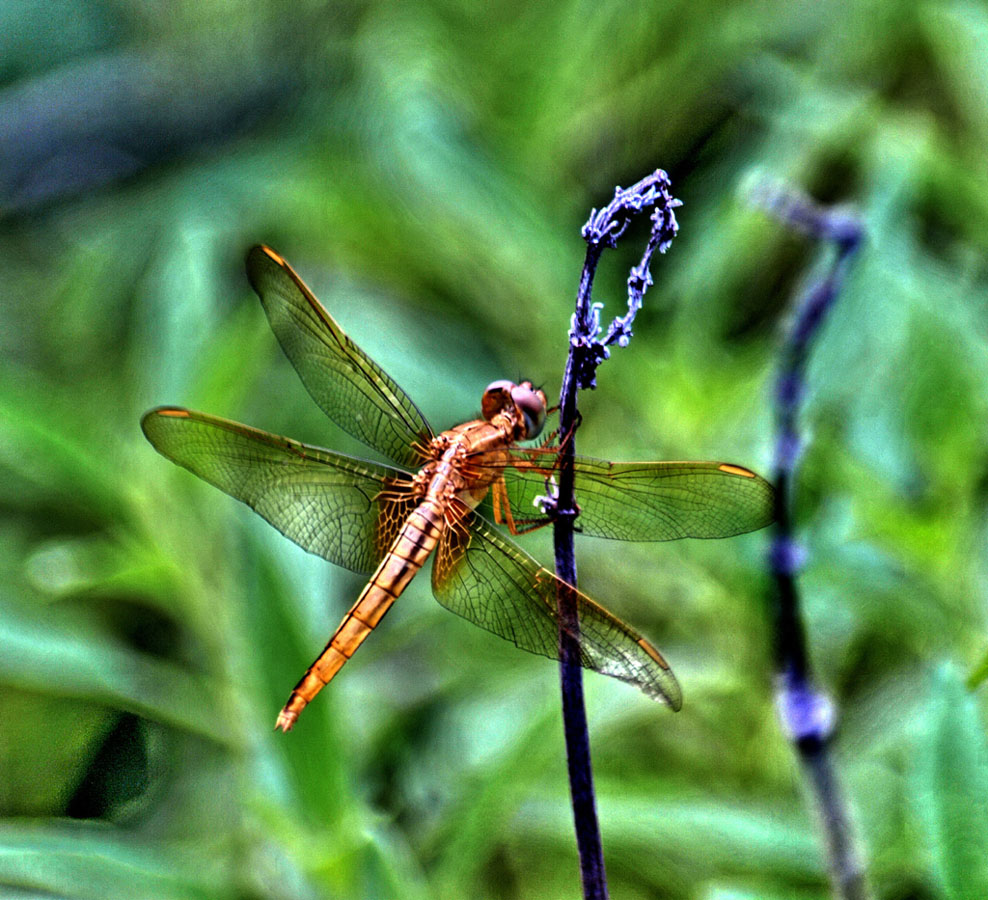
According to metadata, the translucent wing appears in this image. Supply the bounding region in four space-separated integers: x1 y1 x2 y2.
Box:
492 453 774 541
432 506 682 708
141 407 416 574
245 245 433 469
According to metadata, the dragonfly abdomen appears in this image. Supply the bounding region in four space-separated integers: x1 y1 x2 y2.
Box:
275 498 445 731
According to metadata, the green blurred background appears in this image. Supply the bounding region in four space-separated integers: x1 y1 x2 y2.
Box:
3 1 988 898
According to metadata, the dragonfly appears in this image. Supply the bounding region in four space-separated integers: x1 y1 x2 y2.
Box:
142 245 773 731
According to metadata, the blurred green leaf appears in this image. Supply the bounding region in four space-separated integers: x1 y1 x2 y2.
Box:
0 822 228 900
967 653 988 690
915 664 988 900
0 600 230 744
0 689 112 816
701 886 828 900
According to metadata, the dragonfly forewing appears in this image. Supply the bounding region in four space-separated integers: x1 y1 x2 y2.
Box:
245 245 434 469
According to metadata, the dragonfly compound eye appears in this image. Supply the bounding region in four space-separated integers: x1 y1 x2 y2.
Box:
511 382 547 439
481 380 515 422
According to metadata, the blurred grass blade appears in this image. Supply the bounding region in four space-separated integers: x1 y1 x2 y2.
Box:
0 375 129 523
916 664 988 900
0 821 226 900
0 601 231 744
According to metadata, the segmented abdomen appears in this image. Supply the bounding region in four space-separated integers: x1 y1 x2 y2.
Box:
275 498 445 731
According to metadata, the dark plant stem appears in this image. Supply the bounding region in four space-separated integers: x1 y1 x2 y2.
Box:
754 180 870 900
554 256 605 899
552 172 681 900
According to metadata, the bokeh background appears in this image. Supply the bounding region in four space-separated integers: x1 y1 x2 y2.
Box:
3 1 988 898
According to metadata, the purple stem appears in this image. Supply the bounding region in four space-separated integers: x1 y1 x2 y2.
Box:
552 171 680 899
754 180 870 900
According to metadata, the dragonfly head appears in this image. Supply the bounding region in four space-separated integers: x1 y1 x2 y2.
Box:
482 380 548 441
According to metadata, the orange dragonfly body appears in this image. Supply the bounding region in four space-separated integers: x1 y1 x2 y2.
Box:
142 246 773 730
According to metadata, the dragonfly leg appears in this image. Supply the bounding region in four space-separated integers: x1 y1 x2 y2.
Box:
491 476 552 536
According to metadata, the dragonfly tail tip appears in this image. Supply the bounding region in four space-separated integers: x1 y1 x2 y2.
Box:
275 709 298 732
